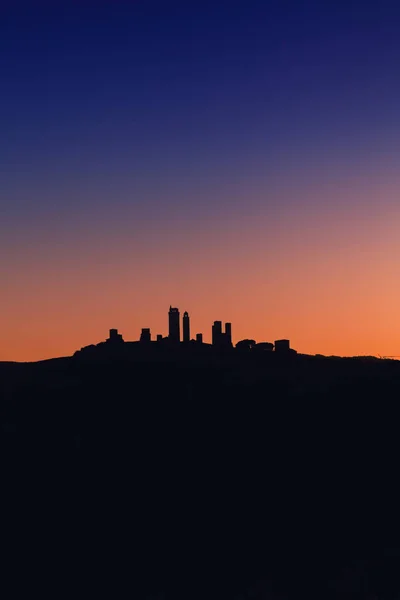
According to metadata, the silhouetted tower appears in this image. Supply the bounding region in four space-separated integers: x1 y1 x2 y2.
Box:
140 328 151 343
183 311 190 343
169 306 180 343
196 333 203 344
225 322 232 347
108 329 123 343
275 339 290 353
212 321 222 346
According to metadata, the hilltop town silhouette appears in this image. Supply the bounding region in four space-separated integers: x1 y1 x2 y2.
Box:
74 305 296 359
3 306 400 599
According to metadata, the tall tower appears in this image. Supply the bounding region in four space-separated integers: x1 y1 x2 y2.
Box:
183 311 190 343
140 328 151 343
212 321 222 346
225 322 232 347
168 306 180 343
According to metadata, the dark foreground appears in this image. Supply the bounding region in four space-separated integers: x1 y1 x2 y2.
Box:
2 351 400 598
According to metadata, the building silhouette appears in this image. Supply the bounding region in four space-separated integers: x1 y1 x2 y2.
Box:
107 329 124 343
75 305 299 357
168 306 180 342
183 311 190 343
275 339 290 353
212 321 233 348
140 328 151 343
225 322 232 346
212 321 223 346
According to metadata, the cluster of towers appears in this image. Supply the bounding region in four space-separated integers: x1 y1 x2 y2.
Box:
106 307 233 348
168 306 198 343
211 320 232 348
167 306 232 347
86 306 295 356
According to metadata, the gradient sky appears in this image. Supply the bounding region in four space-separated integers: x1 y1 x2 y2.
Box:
2 0 400 361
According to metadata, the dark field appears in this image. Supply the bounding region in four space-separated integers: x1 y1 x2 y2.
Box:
3 352 400 599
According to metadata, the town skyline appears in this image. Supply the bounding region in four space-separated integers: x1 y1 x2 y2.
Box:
2 296 398 362
75 305 293 358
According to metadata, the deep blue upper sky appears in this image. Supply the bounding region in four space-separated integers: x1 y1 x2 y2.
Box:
2 0 400 226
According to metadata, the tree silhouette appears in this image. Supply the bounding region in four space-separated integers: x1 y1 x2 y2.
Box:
235 339 256 351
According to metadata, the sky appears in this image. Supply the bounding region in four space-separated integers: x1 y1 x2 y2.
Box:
2 0 400 361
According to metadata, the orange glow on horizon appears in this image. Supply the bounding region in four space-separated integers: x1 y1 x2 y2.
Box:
2 181 400 362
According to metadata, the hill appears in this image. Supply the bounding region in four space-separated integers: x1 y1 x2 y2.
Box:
3 351 400 598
